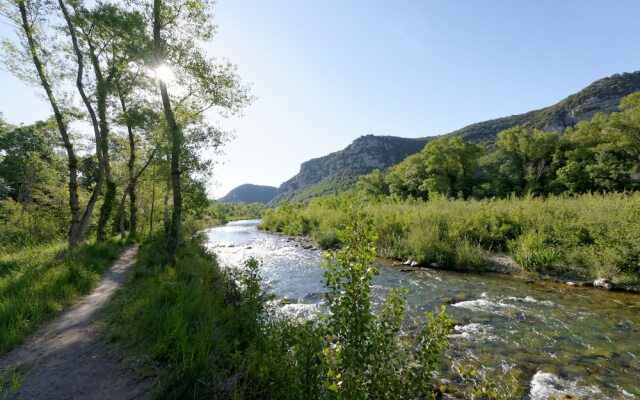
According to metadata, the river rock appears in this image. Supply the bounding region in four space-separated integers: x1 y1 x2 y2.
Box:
410 261 420 267
430 262 439 268
593 278 613 290
566 281 576 286
402 260 412 265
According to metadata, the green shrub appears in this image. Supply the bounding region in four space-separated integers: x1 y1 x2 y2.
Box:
509 231 556 271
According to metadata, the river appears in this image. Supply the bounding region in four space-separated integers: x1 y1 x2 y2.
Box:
205 220 640 399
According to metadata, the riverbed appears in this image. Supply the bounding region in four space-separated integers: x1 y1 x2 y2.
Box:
205 220 640 399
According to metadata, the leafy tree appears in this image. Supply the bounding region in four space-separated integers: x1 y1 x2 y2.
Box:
151 0 250 257
555 94 640 193
496 126 559 194
0 119 64 203
420 136 484 198
356 168 389 196
385 153 428 199
1 0 94 245
321 210 452 399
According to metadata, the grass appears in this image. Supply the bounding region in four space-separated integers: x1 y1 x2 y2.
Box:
104 234 270 399
260 192 640 290
0 240 126 355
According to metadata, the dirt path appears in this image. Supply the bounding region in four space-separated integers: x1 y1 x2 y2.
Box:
0 245 149 400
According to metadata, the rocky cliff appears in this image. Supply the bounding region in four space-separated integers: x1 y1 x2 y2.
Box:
448 71 640 145
271 135 428 203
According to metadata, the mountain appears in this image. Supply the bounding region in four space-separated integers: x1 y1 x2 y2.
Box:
447 71 640 145
219 184 278 204
269 71 640 204
271 135 428 204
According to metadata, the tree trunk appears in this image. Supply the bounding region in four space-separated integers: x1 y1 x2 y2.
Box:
150 163 156 234
58 0 105 243
117 87 137 238
116 146 157 239
154 0 182 258
163 174 170 234
18 0 82 246
84 40 116 242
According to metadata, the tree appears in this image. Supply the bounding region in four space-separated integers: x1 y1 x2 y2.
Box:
385 153 428 199
420 136 484 198
0 119 64 203
555 94 640 193
496 126 559 195
2 0 91 245
357 169 389 197
151 0 250 257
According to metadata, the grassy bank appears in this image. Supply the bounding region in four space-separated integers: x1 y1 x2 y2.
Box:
0 240 126 355
104 235 274 399
104 226 464 399
260 193 640 290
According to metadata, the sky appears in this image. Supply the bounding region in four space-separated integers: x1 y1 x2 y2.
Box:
1 1 640 198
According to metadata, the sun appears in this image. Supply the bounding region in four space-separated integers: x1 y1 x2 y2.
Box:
154 64 175 83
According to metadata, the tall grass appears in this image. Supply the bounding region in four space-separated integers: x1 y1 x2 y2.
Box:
0 240 126 354
104 235 272 399
261 193 640 289
105 224 455 399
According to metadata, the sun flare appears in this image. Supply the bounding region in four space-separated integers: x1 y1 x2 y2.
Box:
154 64 175 83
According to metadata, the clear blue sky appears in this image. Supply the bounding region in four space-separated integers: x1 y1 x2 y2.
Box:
1 0 639 197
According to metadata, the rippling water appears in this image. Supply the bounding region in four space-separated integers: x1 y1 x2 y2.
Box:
205 220 640 399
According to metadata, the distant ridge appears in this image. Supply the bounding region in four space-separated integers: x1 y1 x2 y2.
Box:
446 71 640 145
219 184 278 204
267 71 640 204
270 135 428 204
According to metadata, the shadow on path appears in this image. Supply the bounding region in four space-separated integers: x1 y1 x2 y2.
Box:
0 245 149 400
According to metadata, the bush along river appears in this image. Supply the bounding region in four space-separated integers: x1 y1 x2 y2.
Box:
206 220 640 399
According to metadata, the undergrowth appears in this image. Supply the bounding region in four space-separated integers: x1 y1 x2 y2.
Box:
0 240 126 355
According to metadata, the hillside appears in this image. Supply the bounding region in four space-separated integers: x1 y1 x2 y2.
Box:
447 71 640 145
269 71 640 204
219 184 278 204
271 135 428 203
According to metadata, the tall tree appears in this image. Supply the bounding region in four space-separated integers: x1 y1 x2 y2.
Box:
2 0 88 245
153 0 182 256
57 0 106 242
420 136 484 198
496 126 559 195
150 0 250 257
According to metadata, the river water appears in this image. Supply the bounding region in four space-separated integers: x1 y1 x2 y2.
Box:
205 220 640 399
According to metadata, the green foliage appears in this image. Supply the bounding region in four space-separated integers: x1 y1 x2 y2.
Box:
421 136 484 198
555 95 640 193
108 216 453 399
105 235 272 399
261 192 640 289
0 240 125 355
315 212 452 399
355 93 640 202
496 126 559 195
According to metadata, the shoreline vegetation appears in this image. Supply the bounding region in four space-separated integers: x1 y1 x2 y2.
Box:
105 220 515 399
259 192 640 293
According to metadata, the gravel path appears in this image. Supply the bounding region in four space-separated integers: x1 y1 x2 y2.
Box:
0 245 149 400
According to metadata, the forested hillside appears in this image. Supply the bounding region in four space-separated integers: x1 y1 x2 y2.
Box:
219 184 278 204
268 71 640 205
271 135 428 203
447 71 640 145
